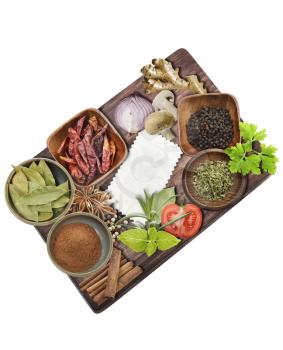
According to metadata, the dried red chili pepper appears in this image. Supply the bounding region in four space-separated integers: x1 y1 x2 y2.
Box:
68 127 80 157
88 116 98 131
68 164 86 185
59 155 76 165
76 116 86 137
109 140 116 165
83 122 98 183
57 136 69 155
101 134 111 173
74 140 90 175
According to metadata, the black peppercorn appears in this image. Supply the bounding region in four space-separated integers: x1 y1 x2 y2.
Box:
187 107 234 150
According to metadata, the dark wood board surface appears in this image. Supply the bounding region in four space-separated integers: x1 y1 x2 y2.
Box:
35 48 269 313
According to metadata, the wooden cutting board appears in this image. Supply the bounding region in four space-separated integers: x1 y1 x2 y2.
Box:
35 48 269 313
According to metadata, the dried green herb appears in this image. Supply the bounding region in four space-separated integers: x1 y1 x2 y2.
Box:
193 160 233 201
15 165 46 186
19 186 66 205
9 184 38 221
38 159 56 185
9 161 70 222
12 170 28 194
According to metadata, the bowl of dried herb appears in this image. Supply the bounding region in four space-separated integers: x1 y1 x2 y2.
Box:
182 149 247 210
5 158 75 226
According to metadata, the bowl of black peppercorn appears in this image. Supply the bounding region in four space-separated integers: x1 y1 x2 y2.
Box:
178 93 240 155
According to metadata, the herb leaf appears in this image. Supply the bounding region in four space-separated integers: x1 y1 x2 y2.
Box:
118 229 148 252
151 187 176 222
145 241 157 256
225 122 278 175
156 230 180 251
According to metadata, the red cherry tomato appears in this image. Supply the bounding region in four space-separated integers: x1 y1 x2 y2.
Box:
161 204 202 239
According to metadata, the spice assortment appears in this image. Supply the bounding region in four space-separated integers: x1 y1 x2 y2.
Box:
5 49 278 313
57 115 116 185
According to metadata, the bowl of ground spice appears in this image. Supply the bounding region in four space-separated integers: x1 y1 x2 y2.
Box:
182 149 247 210
47 212 113 277
178 93 240 155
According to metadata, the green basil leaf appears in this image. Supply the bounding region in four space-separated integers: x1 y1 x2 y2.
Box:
19 186 65 205
145 241 157 256
156 230 180 251
12 170 28 194
9 184 38 221
38 160 56 186
118 229 148 252
148 226 158 241
151 187 176 222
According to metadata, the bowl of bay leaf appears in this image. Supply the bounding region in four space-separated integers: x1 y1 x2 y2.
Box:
5 158 75 226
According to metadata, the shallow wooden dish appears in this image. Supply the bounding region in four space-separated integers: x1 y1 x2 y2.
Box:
47 108 128 187
182 149 247 210
178 93 240 156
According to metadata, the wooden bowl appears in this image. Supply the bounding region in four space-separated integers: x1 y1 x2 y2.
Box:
182 149 247 210
47 108 128 187
178 93 240 156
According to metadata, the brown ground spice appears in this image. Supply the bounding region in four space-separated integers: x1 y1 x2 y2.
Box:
52 223 101 273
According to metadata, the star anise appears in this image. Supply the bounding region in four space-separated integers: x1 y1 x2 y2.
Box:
70 185 116 219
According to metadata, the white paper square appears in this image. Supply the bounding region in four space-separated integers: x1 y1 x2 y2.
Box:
107 131 182 216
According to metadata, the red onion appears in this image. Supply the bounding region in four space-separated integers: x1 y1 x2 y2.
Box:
114 94 154 133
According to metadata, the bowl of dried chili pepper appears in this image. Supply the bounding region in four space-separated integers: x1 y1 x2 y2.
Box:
47 108 128 187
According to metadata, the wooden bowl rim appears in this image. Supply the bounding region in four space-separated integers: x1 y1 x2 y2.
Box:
177 92 241 156
46 108 128 187
182 148 248 210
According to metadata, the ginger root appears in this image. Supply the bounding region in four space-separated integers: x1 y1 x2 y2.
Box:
141 58 207 95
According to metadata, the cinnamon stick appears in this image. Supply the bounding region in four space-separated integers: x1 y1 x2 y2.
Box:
93 265 142 305
104 248 121 299
89 261 134 298
79 258 126 291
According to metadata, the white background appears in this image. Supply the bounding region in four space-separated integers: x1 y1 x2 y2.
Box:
1 1 283 349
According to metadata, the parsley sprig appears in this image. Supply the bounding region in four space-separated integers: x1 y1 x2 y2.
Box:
224 122 278 175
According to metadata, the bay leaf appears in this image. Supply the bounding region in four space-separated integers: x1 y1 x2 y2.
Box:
38 211 53 221
12 170 28 194
36 202 53 213
15 166 46 186
52 195 70 209
29 161 43 175
9 184 38 221
19 186 65 205
38 160 55 186
57 180 69 193
28 181 41 193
